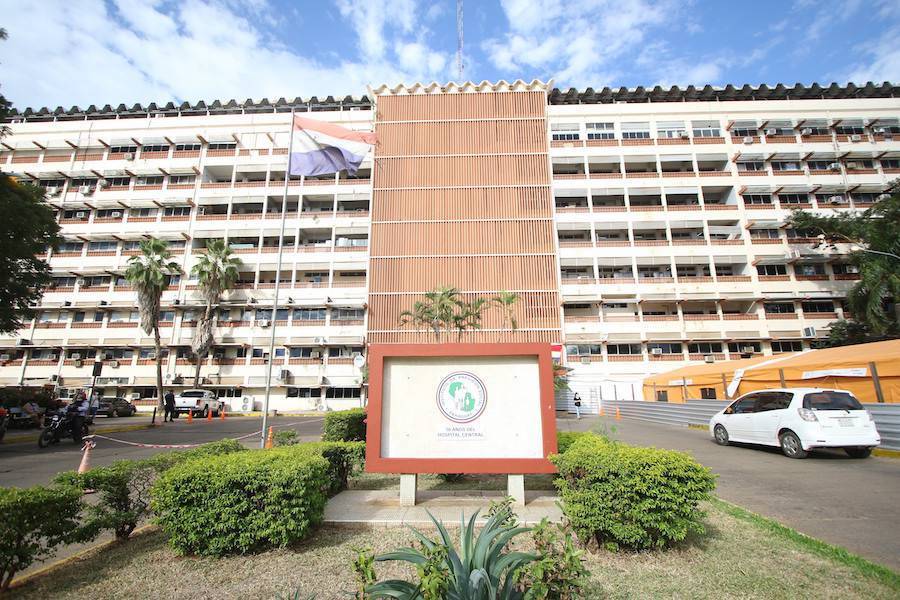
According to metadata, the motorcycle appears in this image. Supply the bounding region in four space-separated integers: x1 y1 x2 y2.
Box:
37 408 91 448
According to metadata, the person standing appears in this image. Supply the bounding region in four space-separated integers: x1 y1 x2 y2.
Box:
573 392 582 420
164 389 176 422
70 390 88 445
88 390 100 420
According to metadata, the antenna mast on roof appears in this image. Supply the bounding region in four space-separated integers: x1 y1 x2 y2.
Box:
456 0 464 81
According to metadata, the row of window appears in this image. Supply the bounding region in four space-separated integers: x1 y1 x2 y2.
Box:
2 346 364 361
566 340 804 356
34 307 365 324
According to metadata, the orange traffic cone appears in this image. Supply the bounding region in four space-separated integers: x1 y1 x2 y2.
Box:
78 438 95 474
264 426 274 449
599 406 605 417
615 407 621 420
206 409 212 422
187 410 193 423
220 406 226 420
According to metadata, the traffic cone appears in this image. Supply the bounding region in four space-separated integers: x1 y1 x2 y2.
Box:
187 410 193 423
615 407 621 420
599 406 605 417
220 407 226 420
264 426 274 449
206 409 212 422
78 438 95 474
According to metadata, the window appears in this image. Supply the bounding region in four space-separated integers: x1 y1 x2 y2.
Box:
287 387 322 398
771 340 803 353
169 175 196 185
835 124 864 135
159 311 175 322
807 160 837 171
289 347 317 358
333 308 364 320
795 263 825 276
688 343 722 354
728 341 761 353
803 391 863 411
750 229 780 240
648 342 682 354
757 264 787 276
104 348 133 359
550 123 580 141
743 194 772 205
215 387 244 398
755 392 792 412
130 208 157 217
62 209 90 220
325 387 361 399
700 387 717 400
52 276 77 288
83 276 111 287
293 308 326 321
136 176 164 186
729 397 758 414
565 344 602 356
207 142 237 150
58 241 84 253
764 302 795 314
732 126 758 137
141 144 169 153
607 344 641 355
778 193 808 204
175 143 202 151
656 121 687 139
586 122 615 140
109 145 137 154
89 240 117 252
771 161 801 172
105 176 131 187
328 346 364 358
882 159 900 169
832 263 859 275
139 347 169 359
738 161 765 171
163 206 191 217
802 301 834 313
656 390 669 402
692 121 721 138
802 125 830 136
621 122 650 139
251 348 267 358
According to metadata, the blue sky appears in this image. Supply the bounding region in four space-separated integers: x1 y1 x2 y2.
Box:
2 0 899 109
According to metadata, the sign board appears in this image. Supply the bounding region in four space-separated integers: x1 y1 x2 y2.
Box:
801 367 868 379
365 343 557 474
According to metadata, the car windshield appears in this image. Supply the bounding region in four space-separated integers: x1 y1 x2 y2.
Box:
181 391 205 397
803 391 863 411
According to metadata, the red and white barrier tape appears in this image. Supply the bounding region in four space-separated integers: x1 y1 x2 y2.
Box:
88 421 308 449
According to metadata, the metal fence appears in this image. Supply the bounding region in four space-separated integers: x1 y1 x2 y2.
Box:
599 398 900 451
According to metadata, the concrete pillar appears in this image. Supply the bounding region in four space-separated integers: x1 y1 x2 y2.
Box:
507 474 525 507
400 474 417 506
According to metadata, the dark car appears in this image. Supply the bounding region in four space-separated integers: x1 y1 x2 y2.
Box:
97 396 137 417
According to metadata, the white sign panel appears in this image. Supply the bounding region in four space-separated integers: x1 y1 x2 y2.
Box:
380 355 543 459
801 367 868 379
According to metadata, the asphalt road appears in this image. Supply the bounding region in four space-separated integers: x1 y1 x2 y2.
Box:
559 414 900 570
0 415 326 489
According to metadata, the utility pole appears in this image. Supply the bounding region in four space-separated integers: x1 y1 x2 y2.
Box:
456 0 464 81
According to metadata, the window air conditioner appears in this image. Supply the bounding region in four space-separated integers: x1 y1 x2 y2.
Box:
110 211 122 218
650 348 664 355
800 128 812 135
74 360 83 367
46 186 60 196
704 354 715 363
850 134 862 142
742 136 754 144
802 326 816 338
75 278 86 286
765 128 778 136
124 152 135 160
258 319 270 327
98 179 109 188
78 186 92 195
827 196 844 204
110 360 120 368
580 356 591 364
314 336 327 345
310 350 321 358
279 368 291 380
147 352 157 359
0 354 10 361
71 353 82 360
827 163 841 171
679 132 690 139
75 211 87 219
47 353 58 361
877 193 890 201
741 346 756 353
846 162 859 169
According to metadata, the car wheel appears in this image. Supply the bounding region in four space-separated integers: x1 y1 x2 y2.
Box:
111 408 119 418
779 431 808 459
713 424 730 446
201 406 209 418
845 447 872 459
38 429 54 448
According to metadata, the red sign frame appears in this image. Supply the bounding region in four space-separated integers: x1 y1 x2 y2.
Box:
365 343 558 474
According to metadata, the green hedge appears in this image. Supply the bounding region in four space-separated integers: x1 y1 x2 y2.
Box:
551 434 716 550
322 408 367 442
152 446 330 556
556 431 591 454
298 441 365 494
144 438 246 473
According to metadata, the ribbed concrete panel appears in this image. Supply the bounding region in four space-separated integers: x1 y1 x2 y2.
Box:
368 89 562 344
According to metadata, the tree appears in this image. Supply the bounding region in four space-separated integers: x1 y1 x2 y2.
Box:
190 239 241 387
0 177 60 334
125 239 180 412
786 192 900 334
822 318 896 348
452 296 488 341
492 290 519 341
399 286 488 342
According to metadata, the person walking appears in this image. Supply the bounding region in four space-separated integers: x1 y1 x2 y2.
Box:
164 389 176 422
573 392 582 420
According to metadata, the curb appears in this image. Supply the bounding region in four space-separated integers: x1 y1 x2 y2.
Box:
8 524 159 590
873 448 900 459
1 422 156 446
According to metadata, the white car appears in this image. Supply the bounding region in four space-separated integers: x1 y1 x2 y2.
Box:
709 388 880 459
174 389 224 418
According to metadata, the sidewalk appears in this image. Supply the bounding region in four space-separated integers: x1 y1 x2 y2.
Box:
324 490 562 526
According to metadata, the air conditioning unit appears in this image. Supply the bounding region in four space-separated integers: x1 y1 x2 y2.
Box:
75 211 87 219
580 356 591 364
740 346 756 354
74 360 83 368
846 162 859 169
873 127 886 134
79 185 92 194
213 351 224 359
75 278 85 286
71 353 82 360
765 128 778 136
877 193 890 201
800 128 812 135
98 179 109 188
679 131 690 139
827 163 841 171
279 368 291 380
0 354 10 361
47 353 58 361
828 195 844 204
704 354 715 363
850 134 862 142
650 347 664 355
742 136 754 144
129 392 141 400
258 319 270 328
124 152 135 160
46 186 60 196
310 350 321 358
802 326 817 338
110 211 122 218
147 352 157 359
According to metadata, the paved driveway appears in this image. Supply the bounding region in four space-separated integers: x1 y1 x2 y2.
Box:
558 415 900 570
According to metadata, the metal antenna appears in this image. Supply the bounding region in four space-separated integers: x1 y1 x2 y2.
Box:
456 0 464 81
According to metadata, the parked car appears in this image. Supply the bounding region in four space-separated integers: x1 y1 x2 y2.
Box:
710 388 880 458
174 389 224 418
97 396 137 417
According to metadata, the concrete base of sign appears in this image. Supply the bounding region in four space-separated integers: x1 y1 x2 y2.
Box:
507 474 525 506
400 474 418 506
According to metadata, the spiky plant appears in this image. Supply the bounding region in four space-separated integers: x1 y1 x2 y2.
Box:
125 239 180 412
190 239 241 387
366 509 537 599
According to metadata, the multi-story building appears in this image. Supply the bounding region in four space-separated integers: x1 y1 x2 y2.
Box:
1 81 897 410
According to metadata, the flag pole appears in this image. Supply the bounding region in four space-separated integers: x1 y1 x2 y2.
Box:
260 108 298 447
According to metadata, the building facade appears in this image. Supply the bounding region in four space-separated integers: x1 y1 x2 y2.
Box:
0 81 897 411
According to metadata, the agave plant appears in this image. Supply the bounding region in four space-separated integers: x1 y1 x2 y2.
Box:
366 509 537 599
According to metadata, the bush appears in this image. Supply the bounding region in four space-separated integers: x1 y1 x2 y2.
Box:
151 446 330 556
551 434 716 550
322 408 366 442
145 438 246 473
556 431 591 454
0 485 96 591
273 429 300 446
56 460 156 541
297 441 365 494
515 518 589 598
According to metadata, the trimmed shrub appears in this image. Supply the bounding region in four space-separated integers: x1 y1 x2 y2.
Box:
56 459 156 540
0 485 96 591
145 438 246 473
322 408 366 442
556 431 591 454
151 446 330 556
297 441 366 494
551 434 716 550
273 429 300 446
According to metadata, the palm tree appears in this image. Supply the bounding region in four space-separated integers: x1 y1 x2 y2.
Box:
399 286 464 343
125 239 181 413
492 290 519 341
190 239 242 388
452 296 489 341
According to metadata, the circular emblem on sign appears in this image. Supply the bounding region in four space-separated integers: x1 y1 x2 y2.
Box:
436 371 487 423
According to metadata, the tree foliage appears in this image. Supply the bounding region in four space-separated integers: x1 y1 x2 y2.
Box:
399 286 489 342
0 177 60 334
786 192 900 334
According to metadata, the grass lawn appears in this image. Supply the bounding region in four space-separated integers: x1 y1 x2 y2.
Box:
13 500 899 600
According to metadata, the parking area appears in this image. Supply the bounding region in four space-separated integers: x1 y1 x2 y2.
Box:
559 414 900 570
